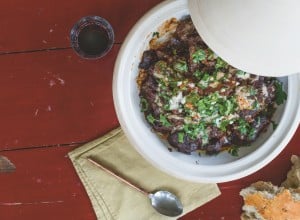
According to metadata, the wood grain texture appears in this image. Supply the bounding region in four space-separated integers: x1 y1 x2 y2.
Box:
0 0 299 219
0 146 96 220
0 127 299 220
0 47 119 150
0 0 162 52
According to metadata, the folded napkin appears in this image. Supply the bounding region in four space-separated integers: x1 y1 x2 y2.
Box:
68 128 220 220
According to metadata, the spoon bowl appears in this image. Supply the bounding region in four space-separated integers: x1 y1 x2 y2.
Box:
149 191 183 217
87 157 183 217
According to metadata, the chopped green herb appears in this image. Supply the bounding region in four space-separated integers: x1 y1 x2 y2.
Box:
154 61 168 72
152 32 159 38
140 98 148 112
274 80 287 105
201 132 209 145
198 73 211 89
178 132 185 143
219 120 230 132
158 90 169 100
207 48 215 60
248 127 256 140
183 123 206 140
173 60 188 73
215 57 228 69
252 100 260 110
228 146 239 156
146 114 156 124
172 48 177 55
193 70 203 79
249 87 257 96
159 114 171 127
168 80 178 89
238 119 251 135
185 92 200 105
192 49 206 63
271 120 278 130
236 70 246 77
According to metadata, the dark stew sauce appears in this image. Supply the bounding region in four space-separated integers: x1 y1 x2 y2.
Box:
137 16 286 156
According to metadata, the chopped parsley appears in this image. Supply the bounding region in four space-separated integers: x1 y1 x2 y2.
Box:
198 73 211 89
159 114 171 127
173 60 188 73
236 70 246 77
274 80 287 105
178 132 185 143
193 70 203 79
192 49 206 63
215 57 228 69
140 98 148 112
146 114 156 125
152 32 159 38
249 87 257 96
271 120 278 130
228 146 239 157
237 119 251 135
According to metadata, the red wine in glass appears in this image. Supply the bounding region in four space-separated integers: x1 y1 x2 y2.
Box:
70 16 114 59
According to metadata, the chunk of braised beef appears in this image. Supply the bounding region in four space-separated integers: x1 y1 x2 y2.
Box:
205 138 222 155
152 122 172 133
140 75 157 101
175 17 195 42
265 83 276 105
188 45 201 73
168 132 201 154
209 126 224 139
167 37 189 57
230 115 270 145
252 76 265 88
155 49 174 63
167 115 184 127
175 17 204 47
239 109 259 122
253 115 270 134
139 50 158 70
229 132 252 146
140 75 161 117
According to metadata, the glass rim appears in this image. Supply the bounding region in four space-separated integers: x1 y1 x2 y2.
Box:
70 15 115 59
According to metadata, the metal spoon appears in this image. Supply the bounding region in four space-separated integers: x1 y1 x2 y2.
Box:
87 157 183 217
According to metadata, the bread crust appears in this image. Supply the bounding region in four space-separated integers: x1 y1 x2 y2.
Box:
240 155 300 220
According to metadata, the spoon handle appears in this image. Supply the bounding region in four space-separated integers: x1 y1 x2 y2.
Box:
87 157 149 196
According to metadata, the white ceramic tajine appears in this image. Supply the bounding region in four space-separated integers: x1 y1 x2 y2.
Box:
113 0 300 183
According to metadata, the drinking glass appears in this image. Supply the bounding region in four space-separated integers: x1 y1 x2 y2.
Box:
70 16 114 59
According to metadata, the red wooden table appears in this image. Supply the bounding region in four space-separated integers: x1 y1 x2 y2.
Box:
0 1 299 219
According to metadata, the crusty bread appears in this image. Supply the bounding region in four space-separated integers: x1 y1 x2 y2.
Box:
240 155 300 220
281 155 300 189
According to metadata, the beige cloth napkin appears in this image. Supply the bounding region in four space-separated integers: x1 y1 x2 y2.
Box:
68 128 220 220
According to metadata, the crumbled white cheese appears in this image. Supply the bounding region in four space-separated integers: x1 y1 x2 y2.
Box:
237 72 250 79
262 83 269 97
169 92 186 110
153 71 164 79
226 113 239 121
216 71 225 80
214 117 223 127
209 81 219 88
188 82 195 88
199 80 209 88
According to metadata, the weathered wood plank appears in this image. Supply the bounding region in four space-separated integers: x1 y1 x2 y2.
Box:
0 0 162 52
0 47 119 150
